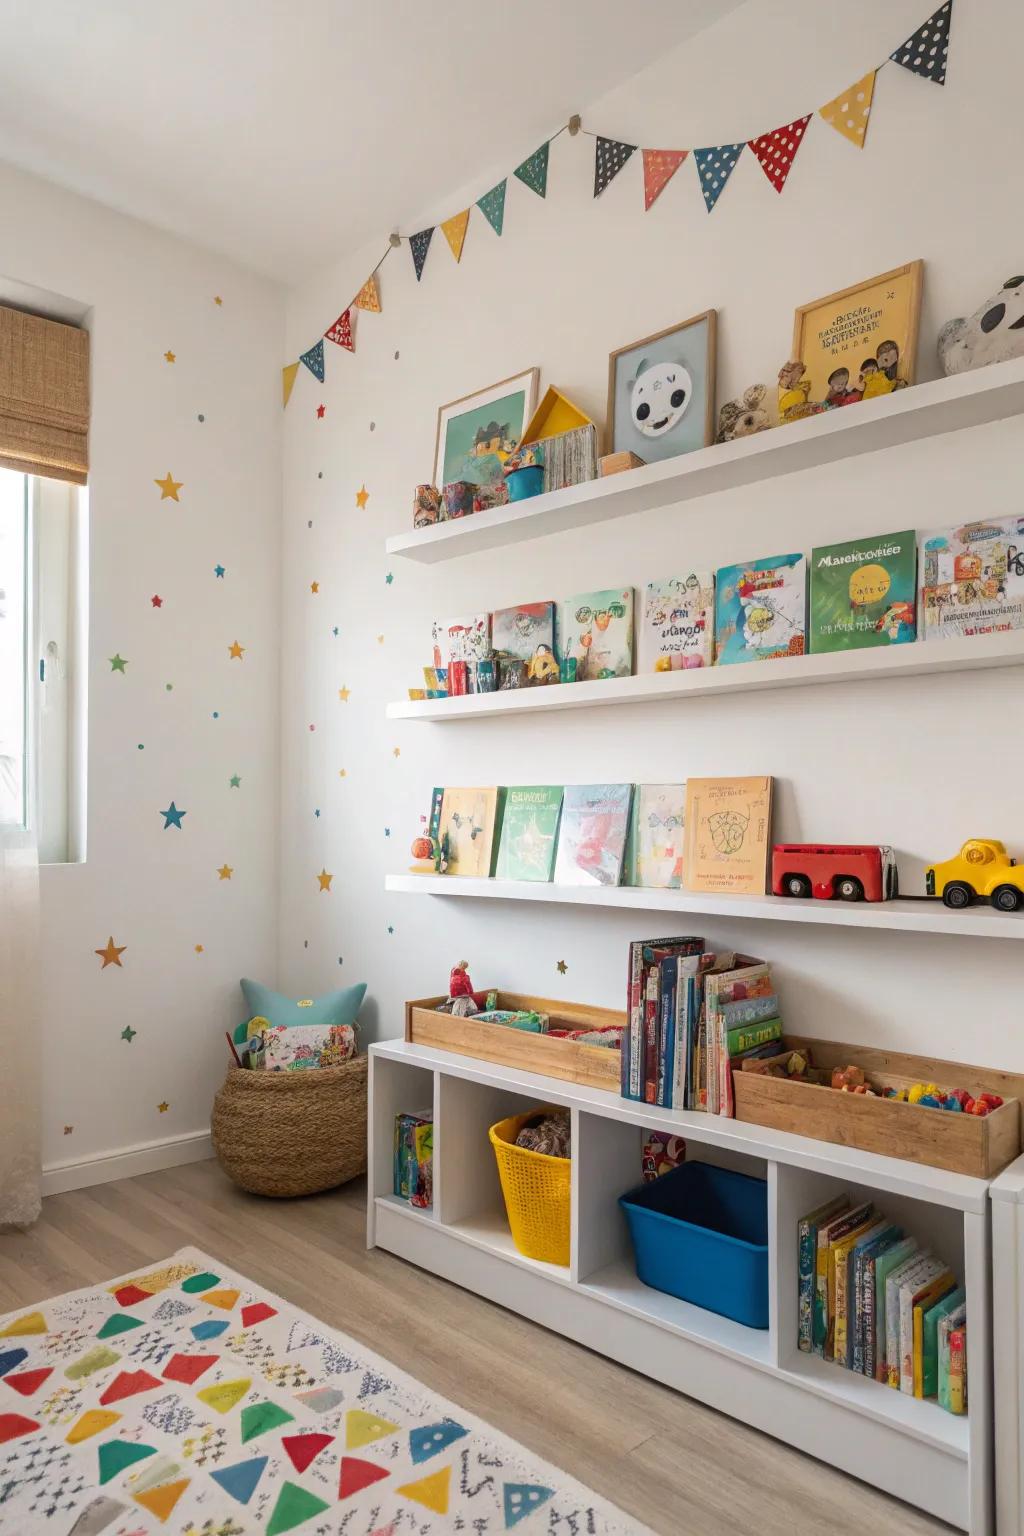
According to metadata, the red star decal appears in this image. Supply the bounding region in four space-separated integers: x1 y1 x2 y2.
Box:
151 595 163 608
316 403 326 419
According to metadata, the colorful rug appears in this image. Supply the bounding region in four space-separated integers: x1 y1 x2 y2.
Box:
0 1246 650 1535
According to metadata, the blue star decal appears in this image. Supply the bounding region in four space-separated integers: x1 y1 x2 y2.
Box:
385 572 394 585
332 627 339 637
214 564 225 578
314 808 321 818
384 827 391 838
387 925 394 935
159 801 186 829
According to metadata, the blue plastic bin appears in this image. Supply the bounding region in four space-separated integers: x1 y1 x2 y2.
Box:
619 1160 769 1329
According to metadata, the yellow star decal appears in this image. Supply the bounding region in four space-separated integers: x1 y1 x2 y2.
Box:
95 936 127 969
355 484 369 509
157 1101 170 1113
392 746 401 758
217 864 233 881
339 768 347 777
317 868 333 892
310 581 319 594
194 944 204 953
214 295 223 306
377 634 384 644
228 641 245 660
164 349 176 364
154 471 183 501
338 685 350 702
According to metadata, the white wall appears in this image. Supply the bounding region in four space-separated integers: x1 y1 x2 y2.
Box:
280 0 1024 1075
0 161 284 1181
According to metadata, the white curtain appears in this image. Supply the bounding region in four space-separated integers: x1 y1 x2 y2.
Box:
0 824 41 1227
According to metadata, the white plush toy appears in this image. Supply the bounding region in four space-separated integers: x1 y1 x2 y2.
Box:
630 358 693 438
938 275 1024 376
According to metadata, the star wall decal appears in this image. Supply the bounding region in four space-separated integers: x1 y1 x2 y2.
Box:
150 595 163 608
159 801 186 829
557 960 568 974
63 1125 73 1135
228 641 245 660
214 564 225 578
217 864 233 880
332 626 339 637
385 572 393 585
314 808 320 818
194 944 204 954
154 471 183 501
377 634 384 644
355 485 369 509
392 747 400 757
120 1024 137 1043
109 654 128 673
339 768 347 777
214 295 223 305
338 686 350 702
164 350 176 364
317 869 333 892
95 936 126 969
310 581 319 595
157 1101 170 1113
316 404 326 419
229 774 241 788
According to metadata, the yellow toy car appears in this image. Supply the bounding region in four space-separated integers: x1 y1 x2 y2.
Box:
925 839 1024 912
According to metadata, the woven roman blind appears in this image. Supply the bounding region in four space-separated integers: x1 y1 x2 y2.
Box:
0 306 89 484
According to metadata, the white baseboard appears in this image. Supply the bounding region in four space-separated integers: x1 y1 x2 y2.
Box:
42 1130 214 1196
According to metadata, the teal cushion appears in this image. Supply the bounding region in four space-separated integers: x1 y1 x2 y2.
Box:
234 978 367 1045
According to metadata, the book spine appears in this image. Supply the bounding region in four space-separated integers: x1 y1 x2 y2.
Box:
899 1287 916 1395
913 1305 925 1399
671 973 688 1109
938 1318 951 1411
798 1219 815 1353
885 1277 902 1388
656 962 677 1108
851 1252 864 1375
726 1018 782 1056
624 941 642 1100
814 1241 829 1357
718 993 779 1027
948 1327 966 1414
862 1255 875 1378
834 1249 849 1367
643 968 660 1105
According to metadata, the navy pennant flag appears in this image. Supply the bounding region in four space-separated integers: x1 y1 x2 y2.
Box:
409 228 434 283
299 339 325 381
594 137 637 197
890 2 952 85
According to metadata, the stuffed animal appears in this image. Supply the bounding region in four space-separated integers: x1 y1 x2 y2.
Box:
716 383 775 444
630 358 693 439
515 1110 571 1158
938 275 1024 376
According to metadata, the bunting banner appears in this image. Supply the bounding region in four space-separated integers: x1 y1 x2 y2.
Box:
282 2 952 403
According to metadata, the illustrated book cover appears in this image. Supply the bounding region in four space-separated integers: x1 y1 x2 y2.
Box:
495 785 563 881
554 783 632 886
438 786 505 877
628 783 686 888
809 530 917 652
446 613 492 663
491 601 558 682
920 515 1024 640
682 776 773 896
558 588 634 681
714 553 806 664
637 574 714 672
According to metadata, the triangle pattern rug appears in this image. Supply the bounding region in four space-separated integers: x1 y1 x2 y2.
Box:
0 1245 650 1533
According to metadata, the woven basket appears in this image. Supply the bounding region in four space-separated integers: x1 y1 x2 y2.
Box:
211 1056 367 1197
489 1108 571 1266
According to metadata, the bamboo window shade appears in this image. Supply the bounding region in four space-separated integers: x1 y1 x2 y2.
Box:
0 305 89 484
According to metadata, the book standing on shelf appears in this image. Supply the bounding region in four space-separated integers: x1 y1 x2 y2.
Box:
622 935 703 1103
683 776 773 897
437 787 505 877
714 553 806 664
798 1196 849 1353
495 786 563 881
809 530 917 652
637 575 715 672
554 783 632 887
628 783 686 888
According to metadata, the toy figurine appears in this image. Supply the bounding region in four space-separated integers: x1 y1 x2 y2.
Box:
777 360 827 424
938 275 1024 376
413 484 441 528
716 383 775 444
526 643 559 685
925 839 1024 913
444 960 478 1017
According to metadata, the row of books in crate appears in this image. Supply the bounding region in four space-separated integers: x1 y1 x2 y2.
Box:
799 1193 967 1415
410 516 1024 698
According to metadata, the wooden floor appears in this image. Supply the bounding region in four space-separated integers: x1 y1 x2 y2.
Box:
0 1159 951 1536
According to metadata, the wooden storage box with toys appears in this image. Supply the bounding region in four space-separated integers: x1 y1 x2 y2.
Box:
731 1035 1024 1178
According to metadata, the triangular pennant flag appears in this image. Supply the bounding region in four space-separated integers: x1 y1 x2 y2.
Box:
345 1408 398 1449
818 69 876 148
200 1288 240 1311
131 1456 184 1496
296 1385 344 1414
66 1345 120 1381
240 1398 294 1442
98 1439 156 1484
0 1348 28 1377
354 274 381 313
299 341 325 382
748 115 811 193
4 1366 52 1397
97 1314 143 1341
266 1480 330 1536
397 1465 451 1516
282 362 299 407
441 209 470 263
325 309 354 351
409 1420 468 1464
197 1377 252 1414
504 1482 555 1528
66 1409 121 1445
693 143 744 212
890 1 952 84
162 1353 218 1386
240 1301 277 1328
133 1478 189 1524
514 142 549 198
99 1369 162 1406
477 179 507 235
282 1431 334 1473
338 1456 389 1499
594 136 637 197
0 1312 46 1338
181 1271 220 1293
641 149 688 211
0 1411 38 1443
65 1494 127 1536
409 228 434 283
210 1455 268 1505
111 1284 150 1307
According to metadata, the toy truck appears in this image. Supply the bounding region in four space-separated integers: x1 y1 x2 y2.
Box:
771 844 897 903
925 839 1024 912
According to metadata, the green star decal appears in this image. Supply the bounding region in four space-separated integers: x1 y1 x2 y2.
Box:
121 1024 137 1043
229 774 241 788
109 654 128 673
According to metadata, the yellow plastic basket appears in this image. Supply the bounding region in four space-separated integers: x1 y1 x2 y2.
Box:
489 1108 571 1266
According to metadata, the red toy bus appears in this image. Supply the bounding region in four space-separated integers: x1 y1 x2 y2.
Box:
771 844 898 903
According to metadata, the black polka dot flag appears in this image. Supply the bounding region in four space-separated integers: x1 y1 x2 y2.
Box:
409 227 434 283
889 1 952 85
594 136 637 197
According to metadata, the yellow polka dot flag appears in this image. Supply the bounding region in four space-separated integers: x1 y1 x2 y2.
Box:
818 69 876 149
441 210 470 263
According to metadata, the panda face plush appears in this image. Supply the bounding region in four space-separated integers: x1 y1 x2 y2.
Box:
938 275 1024 376
630 359 693 438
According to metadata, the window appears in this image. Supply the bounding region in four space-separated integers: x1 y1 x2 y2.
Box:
0 465 88 861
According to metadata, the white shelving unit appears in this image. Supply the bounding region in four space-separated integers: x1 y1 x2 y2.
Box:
368 1039 991 1531
386 356 1024 565
384 872 1024 942
989 1156 1024 1536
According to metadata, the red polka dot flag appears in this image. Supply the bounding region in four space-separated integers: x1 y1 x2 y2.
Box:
747 115 811 194
325 309 354 351
642 149 688 212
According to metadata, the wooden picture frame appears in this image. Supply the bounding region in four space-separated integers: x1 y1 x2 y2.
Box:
606 310 717 462
791 261 924 407
432 367 539 492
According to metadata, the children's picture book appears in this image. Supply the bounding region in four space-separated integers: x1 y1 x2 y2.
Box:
809 530 917 652
815 1201 874 1358
682 776 773 897
884 1251 935 1389
558 588 634 681
920 515 1024 640
637 574 714 672
872 1236 919 1382
491 601 558 685
495 786 563 881
714 553 806 664
622 935 704 1102
798 1196 849 1353
438 787 504 877
629 783 686 888
921 1285 964 1400
446 614 492 663
938 1303 967 1413
554 783 632 886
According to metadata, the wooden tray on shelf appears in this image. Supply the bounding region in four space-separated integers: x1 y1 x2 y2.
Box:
732 1034 1024 1178
405 991 624 1092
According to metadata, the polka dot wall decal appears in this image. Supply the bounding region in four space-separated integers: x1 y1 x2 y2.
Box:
159 801 187 829
394 350 400 360
338 686 350 702
109 654 128 673
164 350 176 363
309 723 315 732
318 471 323 479
158 1101 170 1113
355 485 369 509
369 421 375 431
307 520 313 529
137 744 144 751
316 404 326 419
165 682 173 691
310 581 319 594
154 471 183 501
217 864 234 881
304 939 309 948
229 774 241 788
121 1025 137 1043
338 956 343 965
228 641 245 660
95 937 127 969
317 869 333 892
211 710 220 719
557 960 568 974
197 413 205 423
214 564 225 578
150 594 163 608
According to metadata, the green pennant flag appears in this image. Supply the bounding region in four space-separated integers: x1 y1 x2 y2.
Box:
514 143 549 199
477 179 507 235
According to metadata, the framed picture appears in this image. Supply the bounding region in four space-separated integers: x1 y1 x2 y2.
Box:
433 367 539 493
792 261 923 408
606 311 717 464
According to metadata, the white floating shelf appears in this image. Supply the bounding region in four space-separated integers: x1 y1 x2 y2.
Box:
384 872 1024 941
387 629 1024 721
386 356 1024 564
